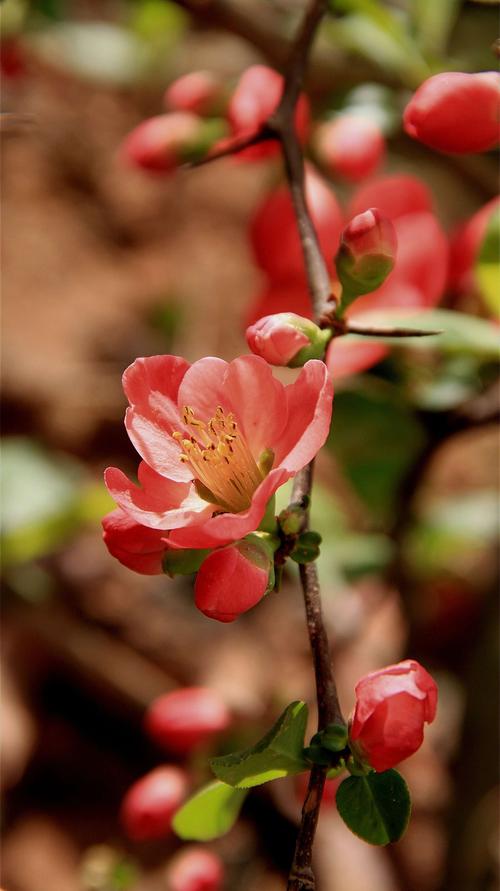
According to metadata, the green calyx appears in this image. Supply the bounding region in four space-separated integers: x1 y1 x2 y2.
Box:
290 530 322 564
178 118 228 164
288 326 333 367
163 547 212 577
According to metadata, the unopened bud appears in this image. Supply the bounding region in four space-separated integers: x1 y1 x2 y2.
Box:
165 846 224 891
246 313 331 367
120 112 226 173
290 530 322 564
404 71 500 154
144 687 231 754
278 503 307 536
336 208 397 309
120 766 189 841
314 115 385 182
164 70 225 116
194 534 275 623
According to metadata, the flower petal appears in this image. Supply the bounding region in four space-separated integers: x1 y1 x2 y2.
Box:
105 462 212 530
274 360 333 472
177 357 229 420
102 508 167 575
123 355 193 481
222 355 287 455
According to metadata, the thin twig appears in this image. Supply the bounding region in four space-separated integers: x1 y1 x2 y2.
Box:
269 3 345 888
185 126 273 168
345 323 442 338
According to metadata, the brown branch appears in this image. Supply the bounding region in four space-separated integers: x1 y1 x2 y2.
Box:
345 323 442 338
264 3 345 889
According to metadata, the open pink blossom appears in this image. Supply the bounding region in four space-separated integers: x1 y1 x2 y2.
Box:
104 354 332 550
102 508 168 575
349 659 438 772
250 165 343 283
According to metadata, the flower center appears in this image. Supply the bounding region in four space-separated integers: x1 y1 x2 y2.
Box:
173 405 264 513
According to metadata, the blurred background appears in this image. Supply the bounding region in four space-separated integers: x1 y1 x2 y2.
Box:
1 1 499 889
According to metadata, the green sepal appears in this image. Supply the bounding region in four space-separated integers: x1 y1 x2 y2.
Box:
172 780 247 841
162 548 211 577
278 503 306 536
210 701 309 788
257 495 277 533
336 769 411 846
179 118 228 164
327 758 347 779
290 530 322 564
288 327 333 366
311 722 348 753
303 745 335 767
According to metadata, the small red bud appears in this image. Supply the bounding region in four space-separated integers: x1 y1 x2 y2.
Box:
404 71 500 154
144 687 231 754
120 112 214 173
448 196 500 295
194 537 273 622
246 313 330 367
164 71 224 116
120 766 189 841
165 847 224 891
349 659 438 772
336 208 397 301
315 115 385 182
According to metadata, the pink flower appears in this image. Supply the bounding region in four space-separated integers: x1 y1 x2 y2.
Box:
349 659 438 772
403 71 500 154
315 115 385 182
228 64 310 161
120 766 189 841
194 536 274 622
102 509 168 575
246 313 330 366
165 847 224 891
250 165 343 283
144 687 231 753
104 354 332 550
448 196 500 296
164 70 223 116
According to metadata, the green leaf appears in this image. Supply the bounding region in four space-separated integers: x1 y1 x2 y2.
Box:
336 769 411 845
476 205 500 317
210 701 309 788
328 380 425 523
327 0 429 87
412 0 461 55
344 309 499 358
172 781 247 841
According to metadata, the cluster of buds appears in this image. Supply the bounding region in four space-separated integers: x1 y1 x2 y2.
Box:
121 64 309 173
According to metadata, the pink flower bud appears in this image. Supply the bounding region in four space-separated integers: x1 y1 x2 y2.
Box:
120 112 218 173
164 71 224 116
120 766 189 841
144 687 231 754
315 115 385 182
403 71 500 154
228 64 310 161
246 313 330 366
194 537 274 622
250 165 343 282
102 509 167 575
165 847 224 891
448 196 500 295
349 659 438 772
348 173 433 222
336 208 397 300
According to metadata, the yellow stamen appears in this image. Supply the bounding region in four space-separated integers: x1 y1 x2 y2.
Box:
173 404 267 512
